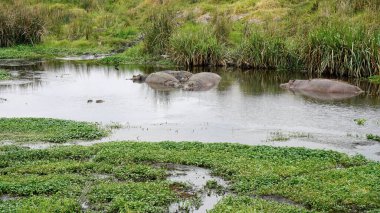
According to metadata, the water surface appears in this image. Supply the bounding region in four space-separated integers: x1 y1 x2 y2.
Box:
1 61 379 160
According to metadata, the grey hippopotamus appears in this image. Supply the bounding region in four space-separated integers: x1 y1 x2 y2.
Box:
161 71 193 83
280 79 363 99
131 70 192 83
183 72 221 91
145 72 181 87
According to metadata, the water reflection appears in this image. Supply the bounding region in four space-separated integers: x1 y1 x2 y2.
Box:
0 61 379 161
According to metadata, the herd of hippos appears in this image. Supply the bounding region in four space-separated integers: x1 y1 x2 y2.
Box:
129 71 364 100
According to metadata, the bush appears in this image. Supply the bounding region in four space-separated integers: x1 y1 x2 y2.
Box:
0 3 45 47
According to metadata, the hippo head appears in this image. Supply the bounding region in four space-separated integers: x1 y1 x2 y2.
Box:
280 80 295 89
131 74 147 82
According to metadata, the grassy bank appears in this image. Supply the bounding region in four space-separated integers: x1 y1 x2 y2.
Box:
0 141 378 212
0 0 379 77
0 118 108 143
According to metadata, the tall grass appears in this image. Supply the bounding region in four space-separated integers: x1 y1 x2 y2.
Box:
0 4 45 47
211 12 231 44
232 32 298 69
169 25 226 66
303 25 380 77
142 7 176 55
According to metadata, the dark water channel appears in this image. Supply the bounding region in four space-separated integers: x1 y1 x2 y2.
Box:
0 60 379 161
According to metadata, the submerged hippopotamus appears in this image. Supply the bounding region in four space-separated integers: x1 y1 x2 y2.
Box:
145 72 181 87
130 71 221 91
161 71 193 83
183 72 221 91
131 71 192 83
280 79 363 100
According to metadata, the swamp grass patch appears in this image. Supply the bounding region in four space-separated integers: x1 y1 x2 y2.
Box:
368 75 380 84
0 141 378 212
0 70 11 80
367 134 380 142
0 118 108 143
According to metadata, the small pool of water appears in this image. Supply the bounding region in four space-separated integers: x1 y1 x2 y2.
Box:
1 61 379 160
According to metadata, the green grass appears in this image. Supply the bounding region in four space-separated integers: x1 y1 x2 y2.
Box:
0 70 11 80
0 118 108 143
0 141 378 212
369 75 380 84
0 0 379 76
0 41 112 60
354 118 367 126
210 196 309 213
367 134 380 142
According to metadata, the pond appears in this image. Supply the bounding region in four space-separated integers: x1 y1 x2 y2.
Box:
1 60 379 161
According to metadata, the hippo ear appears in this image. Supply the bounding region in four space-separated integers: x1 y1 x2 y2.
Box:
289 80 295 84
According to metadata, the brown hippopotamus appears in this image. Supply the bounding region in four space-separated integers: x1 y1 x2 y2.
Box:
280 79 363 96
183 72 221 91
145 72 181 88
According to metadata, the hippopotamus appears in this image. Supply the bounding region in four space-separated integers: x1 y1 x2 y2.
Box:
161 71 193 83
183 72 221 91
280 79 363 99
131 74 147 82
131 71 192 83
145 72 181 88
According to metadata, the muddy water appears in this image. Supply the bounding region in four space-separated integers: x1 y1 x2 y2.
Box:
166 164 228 212
0 61 379 160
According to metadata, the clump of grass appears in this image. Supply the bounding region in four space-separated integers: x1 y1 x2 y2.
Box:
106 122 123 129
268 131 312 142
211 12 231 44
169 24 226 66
233 31 298 70
269 131 290 142
211 196 309 212
0 3 45 47
0 118 108 143
0 70 11 80
367 134 380 142
354 118 367 126
303 25 379 77
142 7 176 55
368 75 380 84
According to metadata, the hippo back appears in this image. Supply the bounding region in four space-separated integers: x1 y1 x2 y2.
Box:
161 71 193 83
145 72 180 87
183 72 221 91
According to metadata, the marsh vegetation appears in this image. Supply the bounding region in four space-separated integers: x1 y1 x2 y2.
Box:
0 118 108 143
0 141 379 212
0 0 378 77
